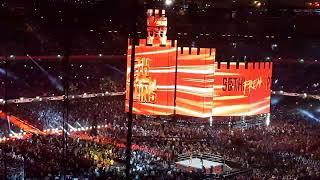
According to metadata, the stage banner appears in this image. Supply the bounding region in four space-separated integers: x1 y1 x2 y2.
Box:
175 47 215 117
213 62 273 116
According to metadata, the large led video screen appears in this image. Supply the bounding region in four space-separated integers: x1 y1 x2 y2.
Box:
175 48 215 117
126 46 272 117
125 41 216 117
146 9 168 46
213 62 273 116
125 39 176 115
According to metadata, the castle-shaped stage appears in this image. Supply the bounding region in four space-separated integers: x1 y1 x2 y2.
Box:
126 9 273 118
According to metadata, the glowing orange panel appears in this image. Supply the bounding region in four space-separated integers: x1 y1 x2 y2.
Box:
147 9 168 46
126 39 176 115
175 48 215 117
213 62 273 116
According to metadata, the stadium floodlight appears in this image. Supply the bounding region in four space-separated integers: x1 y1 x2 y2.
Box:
165 0 173 6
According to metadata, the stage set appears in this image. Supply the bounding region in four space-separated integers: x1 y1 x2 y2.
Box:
125 9 273 175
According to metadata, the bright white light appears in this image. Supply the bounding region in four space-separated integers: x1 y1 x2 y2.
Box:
266 113 270 126
165 0 173 6
254 1 262 8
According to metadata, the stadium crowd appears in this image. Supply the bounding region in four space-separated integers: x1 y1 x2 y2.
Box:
0 94 319 179
272 60 320 95
0 60 125 99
